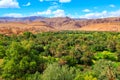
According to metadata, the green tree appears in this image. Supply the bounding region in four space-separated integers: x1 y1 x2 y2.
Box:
93 59 117 80
84 75 97 80
2 41 45 80
116 42 120 61
25 72 41 80
42 63 78 80
0 45 5 59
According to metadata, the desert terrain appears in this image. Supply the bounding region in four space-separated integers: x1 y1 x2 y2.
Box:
0 16 120 35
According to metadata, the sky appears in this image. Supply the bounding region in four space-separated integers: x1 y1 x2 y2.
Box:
0 0 120 18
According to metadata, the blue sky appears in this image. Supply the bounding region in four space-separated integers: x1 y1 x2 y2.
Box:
0 0 120 18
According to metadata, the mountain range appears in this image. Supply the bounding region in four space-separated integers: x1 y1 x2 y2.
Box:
0 16 120 35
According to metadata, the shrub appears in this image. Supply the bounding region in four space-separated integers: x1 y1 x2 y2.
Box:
42 63 78 80
25 72 41 80
93 59 118 80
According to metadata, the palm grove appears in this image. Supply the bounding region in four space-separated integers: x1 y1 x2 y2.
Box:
0 31 120 80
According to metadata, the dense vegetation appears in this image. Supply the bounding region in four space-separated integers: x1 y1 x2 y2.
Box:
0 31 120 80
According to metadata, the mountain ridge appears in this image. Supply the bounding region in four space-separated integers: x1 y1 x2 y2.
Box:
0 16 120 35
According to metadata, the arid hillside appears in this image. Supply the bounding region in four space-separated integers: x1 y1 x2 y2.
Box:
79 22 120 31
0 21 54 35
0 16 120 35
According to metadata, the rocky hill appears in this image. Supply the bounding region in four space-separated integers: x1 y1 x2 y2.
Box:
0 16 120 35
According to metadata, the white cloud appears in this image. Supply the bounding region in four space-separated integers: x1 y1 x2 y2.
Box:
33 9 65 17
53 9 65 17
48 2 59 10
82 9 91 12
36 9 52 15
39 0 71 3
46 0 58 1
34 0 65 17
52 2 58 5
110 10 120 17
23 2 31 6
40 0 58 2
67 13 80 18
109 4 115 8
59 0 71 3
80 10 120 19
3 13 23 17
48 5 59 10
40 0 44 2
0 0 19 8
